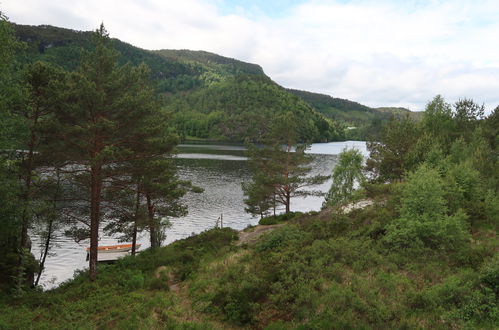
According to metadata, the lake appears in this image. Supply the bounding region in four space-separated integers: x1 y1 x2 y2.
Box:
31 141 368 288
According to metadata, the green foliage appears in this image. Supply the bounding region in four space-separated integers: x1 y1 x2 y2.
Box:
119 228 238 279
167 75 338 142
242 172 275 219
366 116 420 182
1 199 497 329
399 164 447 219
118 269 145 290
0 13 46 294
243 112 329 215
384 164 470 251
258 211 302 225
409 261 499 326
0 16 26 150
0 13 24 294
0 227 237 328
324 148 365 207
255 225 309 252
14 24 341 143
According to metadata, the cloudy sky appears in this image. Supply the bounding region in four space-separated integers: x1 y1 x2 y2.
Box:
3 0 499 112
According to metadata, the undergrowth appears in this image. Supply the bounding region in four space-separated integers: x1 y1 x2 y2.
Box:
1 205 497 329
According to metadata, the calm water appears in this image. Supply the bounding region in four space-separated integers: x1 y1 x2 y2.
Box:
31 141 367 288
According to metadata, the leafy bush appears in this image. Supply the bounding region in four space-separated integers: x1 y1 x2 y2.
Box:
255 225 310 252
384 164 470 252
258 211 302 225
480 255 499 294
323 148 365 207
117 228 238 278
198 263 268 325
118 269 145 290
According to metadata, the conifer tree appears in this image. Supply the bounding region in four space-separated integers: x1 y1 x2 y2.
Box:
244 112 328 214
104 155 202 250
15 62 68 290
47 24 173 280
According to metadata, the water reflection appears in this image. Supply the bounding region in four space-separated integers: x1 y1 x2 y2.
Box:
31 141 367 289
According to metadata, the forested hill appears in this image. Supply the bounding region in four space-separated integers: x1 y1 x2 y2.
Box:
14 23 425 141
153 49 264 75
12 24 264 93
12 23 343 142
287 88 422 126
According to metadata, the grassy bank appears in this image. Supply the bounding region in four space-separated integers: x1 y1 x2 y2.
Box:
1 194 497 329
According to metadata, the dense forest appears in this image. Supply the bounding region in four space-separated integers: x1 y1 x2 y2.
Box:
287 88 424 139
11 23 422 142
11 24 338 142
1 11 498 330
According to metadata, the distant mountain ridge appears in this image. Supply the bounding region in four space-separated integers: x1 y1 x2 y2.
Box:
13 24 264 93
153 49 264 75
287 89 421 126
11 23 420 141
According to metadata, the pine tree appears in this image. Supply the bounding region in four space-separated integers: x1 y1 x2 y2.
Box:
244 112 328 214
15 62 68 290
47 24 172 280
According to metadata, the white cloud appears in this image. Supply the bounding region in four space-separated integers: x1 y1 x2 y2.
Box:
2 0 499 112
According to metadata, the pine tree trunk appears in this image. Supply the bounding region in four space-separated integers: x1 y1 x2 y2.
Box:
131 185 140 256
285 191 290 214
34 217 53 287
131 222 138 256
35 168 61 287
273 194 276 216
89 165 102 281
17 119 38 291
146 194 158 248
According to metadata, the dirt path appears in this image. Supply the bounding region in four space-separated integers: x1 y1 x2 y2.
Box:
237 224 283 246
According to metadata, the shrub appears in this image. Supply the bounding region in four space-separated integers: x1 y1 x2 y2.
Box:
148 268 170 291
383 164 471 252
255 225 309 252
210 264 267 325
118 269 145 290
480 255 499 294
258 212 302 225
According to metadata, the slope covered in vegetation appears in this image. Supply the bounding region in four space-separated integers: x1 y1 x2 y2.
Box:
287 88 421 124
287 89 423 140
166 75 341 142
12 23 342 142
13 24 263 93
1 97 497 329
1 200 496 329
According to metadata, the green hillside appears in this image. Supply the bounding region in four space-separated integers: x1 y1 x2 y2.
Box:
12 23 342 142
12 23 422 142
1 205 496 329
287 88 421 125
375 106 423 120
12 24 256 94
166 75 340 142
154 49 264 75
